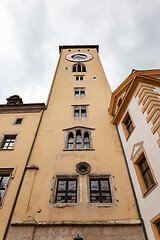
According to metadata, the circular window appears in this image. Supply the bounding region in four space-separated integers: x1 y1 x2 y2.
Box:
76 162 91 175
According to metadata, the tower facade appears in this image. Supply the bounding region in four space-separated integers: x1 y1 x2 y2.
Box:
5 46 144 239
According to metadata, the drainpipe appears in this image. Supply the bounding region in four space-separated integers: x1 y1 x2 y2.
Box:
116 125 148 240
3 50 62 240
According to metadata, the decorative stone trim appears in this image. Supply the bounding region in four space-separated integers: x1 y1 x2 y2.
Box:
136 83 160 147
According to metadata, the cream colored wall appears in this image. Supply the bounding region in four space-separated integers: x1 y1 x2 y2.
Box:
117 86 160 240
0 112 42 239
12 48 139 225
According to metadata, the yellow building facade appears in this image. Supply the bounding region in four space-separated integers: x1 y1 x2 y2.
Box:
2 46 145 239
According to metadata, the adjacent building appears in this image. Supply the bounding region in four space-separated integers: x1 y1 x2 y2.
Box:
0 46 145 239
109 69 160 239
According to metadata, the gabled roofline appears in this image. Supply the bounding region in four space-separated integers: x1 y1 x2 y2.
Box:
59 45 99 53
109 69 160 125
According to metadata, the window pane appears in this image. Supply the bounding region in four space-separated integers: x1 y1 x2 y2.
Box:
143 169 154 190
57 180 66 191
80 90 85 96
80 76 83 81
100 180 109 191
91 180 99 191
74 109 79 117
75 90 79 96
81 108 87 117
68 180 76 191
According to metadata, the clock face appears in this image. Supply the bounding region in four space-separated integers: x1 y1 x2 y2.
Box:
66 52 93 62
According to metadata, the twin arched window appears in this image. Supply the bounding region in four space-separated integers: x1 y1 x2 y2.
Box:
67 130 90 150
72 64 86 72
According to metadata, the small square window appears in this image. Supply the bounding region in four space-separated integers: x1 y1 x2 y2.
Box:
1 135 17 150
122 111 135 140
55 178 77 204
14 118 23 125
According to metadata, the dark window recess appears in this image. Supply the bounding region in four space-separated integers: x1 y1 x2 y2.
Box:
139 157 155 190
80 90 85 96
72 64 86 72
75 90 79 96
0 174 10 202
156 222 160 235
14 118 23 125
55 178 77 203
90 178 112 203
80 76 83 81
1 135 17 150
81 108 87 118
74 108 80 118
124 115 134 135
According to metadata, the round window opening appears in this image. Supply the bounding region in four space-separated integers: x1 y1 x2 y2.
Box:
76 162 91 175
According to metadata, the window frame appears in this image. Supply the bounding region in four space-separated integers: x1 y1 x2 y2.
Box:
72 64 87 73
133 148 157 196
13 117 24 125
151 214 160 240
74 75 84 81
0 168 16 207
63 127 94 151
87 174 117 207
51 175 79 207
0 134 18 150
121 111 135 140
74 87 86 97
73 105 88 118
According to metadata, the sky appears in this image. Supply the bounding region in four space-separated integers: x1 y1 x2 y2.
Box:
0 0 160 104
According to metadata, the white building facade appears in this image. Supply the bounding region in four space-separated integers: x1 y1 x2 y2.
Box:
110 70 160 240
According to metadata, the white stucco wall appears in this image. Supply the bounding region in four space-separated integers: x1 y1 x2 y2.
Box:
118 87 160 240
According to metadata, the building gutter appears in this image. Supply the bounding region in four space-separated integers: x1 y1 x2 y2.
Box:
3 50 62 240
115 125 148 240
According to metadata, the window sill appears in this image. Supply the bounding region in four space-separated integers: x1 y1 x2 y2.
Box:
52 203 78 208
89 202 117 208
63 148 95 151
0 148 14 151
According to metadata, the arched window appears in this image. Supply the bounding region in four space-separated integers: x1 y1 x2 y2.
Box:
84 132 90 149
72 64 86 73
82 65 86 72
76 130 82 149
68 132 74 150
78 64 81 72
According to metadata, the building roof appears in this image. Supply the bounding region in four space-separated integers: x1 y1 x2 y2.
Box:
59 45 99 53
109 69 160 125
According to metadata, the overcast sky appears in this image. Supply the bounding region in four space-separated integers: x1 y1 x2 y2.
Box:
0 0 160 104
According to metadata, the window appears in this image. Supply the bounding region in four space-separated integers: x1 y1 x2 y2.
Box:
1 135 17 150
73 106 87 118
134 151 156 195
0 168 15 206
90 178 112 204
55 178 77 204
122 111 135 140
84 132 90 149
75 76 84 81
151 215 160 240
68 133 74 150
64 127 94 151
72 64 86 72
76 130 82 149
74 88 85 97
14 118 23 125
